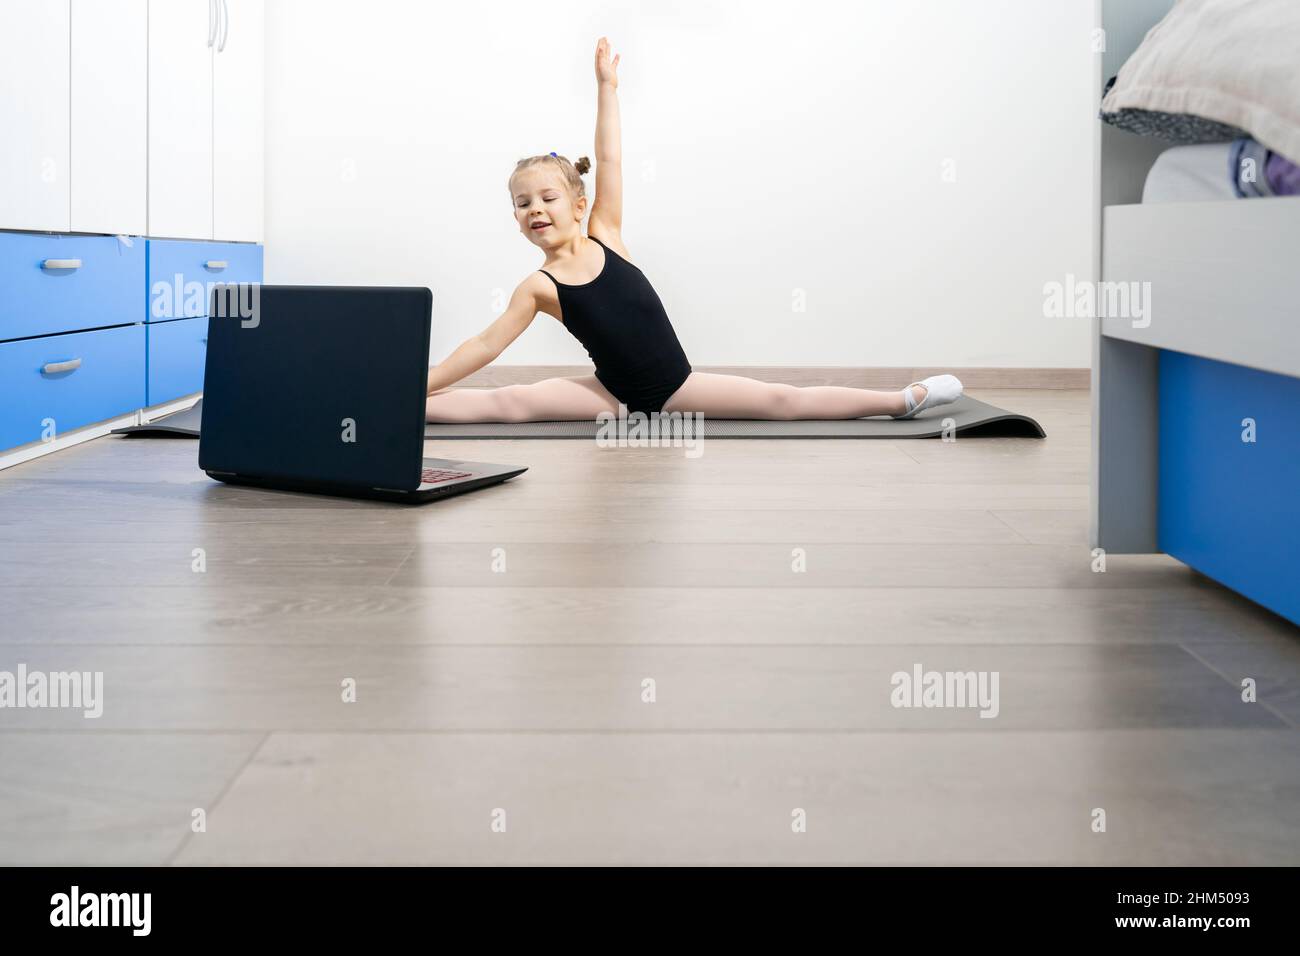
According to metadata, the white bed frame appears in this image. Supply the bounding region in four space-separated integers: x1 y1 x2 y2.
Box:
1091 0 1300 553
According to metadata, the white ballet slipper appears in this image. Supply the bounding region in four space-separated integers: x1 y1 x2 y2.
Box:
892 374 963 420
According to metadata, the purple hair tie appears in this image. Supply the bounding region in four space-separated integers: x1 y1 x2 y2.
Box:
549 152 557 157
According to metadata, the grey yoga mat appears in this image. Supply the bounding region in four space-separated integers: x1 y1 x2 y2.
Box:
114 396 1045 439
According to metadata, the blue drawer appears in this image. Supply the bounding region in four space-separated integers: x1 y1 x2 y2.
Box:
148 316 208 405
0 232 145 342
0 324 146 450
148 240 263 321
1159 349 1300 625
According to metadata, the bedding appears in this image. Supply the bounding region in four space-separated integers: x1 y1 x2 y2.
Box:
1142 144 1236 203
1103 76 1247 146
1099 0 1300 161
1231 140 1300 197
1143 139 1300 203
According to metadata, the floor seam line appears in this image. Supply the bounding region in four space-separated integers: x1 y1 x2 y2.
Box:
1176 643 1296 730
162 731 273 866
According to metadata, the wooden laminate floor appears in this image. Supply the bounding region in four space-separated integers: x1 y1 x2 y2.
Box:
0 388 1297 865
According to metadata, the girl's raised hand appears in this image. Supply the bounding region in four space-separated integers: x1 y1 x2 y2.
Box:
595 36 620 88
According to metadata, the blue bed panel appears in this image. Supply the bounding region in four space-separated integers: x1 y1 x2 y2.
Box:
1158 349 1300 624
0 325 146 449
147 316 208 406
147 240 264 322
0 233 145 342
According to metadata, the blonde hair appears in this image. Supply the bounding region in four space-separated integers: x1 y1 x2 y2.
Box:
509 153 592 201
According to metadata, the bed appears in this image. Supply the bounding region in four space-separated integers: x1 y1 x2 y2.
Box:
1092 0 1300 625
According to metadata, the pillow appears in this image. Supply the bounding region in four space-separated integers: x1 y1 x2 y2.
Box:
1099 0 1300 162
1101 77 1248 145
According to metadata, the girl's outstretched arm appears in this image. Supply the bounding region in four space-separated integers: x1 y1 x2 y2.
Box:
589 37 623 238
426 279 540 394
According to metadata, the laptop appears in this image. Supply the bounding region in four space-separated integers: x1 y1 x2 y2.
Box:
198 284 526 503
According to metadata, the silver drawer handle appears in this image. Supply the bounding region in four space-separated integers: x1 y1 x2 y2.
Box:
42 258 82 270
41 358 83 375
218 0 230 52
204 260 228 270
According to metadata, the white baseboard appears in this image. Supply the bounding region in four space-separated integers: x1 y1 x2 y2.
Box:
0 393 201 474
140 393 202 424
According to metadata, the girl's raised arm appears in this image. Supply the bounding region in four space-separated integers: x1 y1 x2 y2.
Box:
589 37 623 239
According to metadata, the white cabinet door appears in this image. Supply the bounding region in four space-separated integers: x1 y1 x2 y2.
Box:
0 1 71 232
149 0 213 239
213 0 264 242
71 0 147 235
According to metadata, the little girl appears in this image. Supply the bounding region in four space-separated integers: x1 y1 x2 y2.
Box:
425 37 963 424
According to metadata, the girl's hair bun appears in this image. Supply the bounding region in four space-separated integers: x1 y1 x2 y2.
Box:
574 156 592 175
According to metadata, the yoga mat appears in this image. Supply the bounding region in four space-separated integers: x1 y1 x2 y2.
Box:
114 396 1045 439
114 402 205 437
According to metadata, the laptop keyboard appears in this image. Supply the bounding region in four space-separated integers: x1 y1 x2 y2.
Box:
421 467 473 485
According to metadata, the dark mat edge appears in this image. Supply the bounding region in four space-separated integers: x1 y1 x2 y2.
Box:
108 400 1047 440
419 413 1047 439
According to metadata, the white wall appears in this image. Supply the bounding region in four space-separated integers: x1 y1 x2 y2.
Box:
264 0 1098 369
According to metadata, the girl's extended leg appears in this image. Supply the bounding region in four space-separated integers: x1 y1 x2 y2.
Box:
662 372 918 420
425 375 619 423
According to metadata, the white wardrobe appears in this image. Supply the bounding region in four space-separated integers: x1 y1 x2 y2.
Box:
0 0 264 241
0 0 265 467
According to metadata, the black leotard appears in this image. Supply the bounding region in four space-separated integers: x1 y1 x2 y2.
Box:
539 235 692 414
